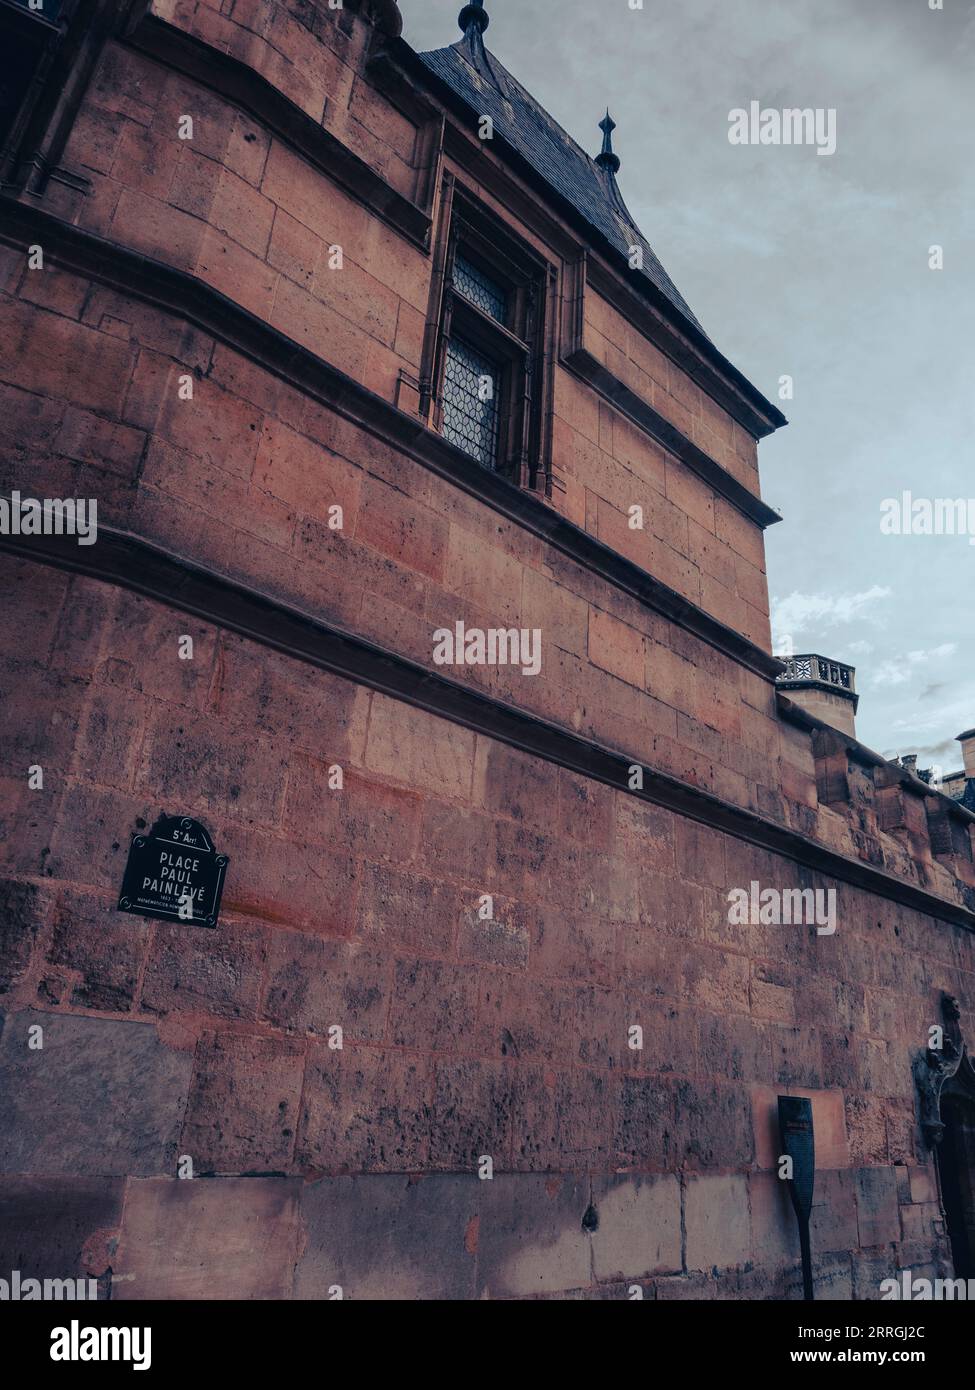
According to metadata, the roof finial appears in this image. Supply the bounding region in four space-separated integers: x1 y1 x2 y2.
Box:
595 109 621 175
458 1 489 40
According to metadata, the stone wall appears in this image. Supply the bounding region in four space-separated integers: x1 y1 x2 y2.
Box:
0 562 970 1297
1 0 973 1300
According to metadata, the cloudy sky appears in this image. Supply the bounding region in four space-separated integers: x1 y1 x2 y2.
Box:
403 0 975 765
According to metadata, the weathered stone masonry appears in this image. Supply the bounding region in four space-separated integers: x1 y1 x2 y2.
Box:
1 0 974 1298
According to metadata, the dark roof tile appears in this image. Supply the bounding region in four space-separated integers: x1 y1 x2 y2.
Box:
419 36 705 336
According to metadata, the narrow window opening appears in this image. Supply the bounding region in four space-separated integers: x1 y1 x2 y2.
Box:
428 192 551 489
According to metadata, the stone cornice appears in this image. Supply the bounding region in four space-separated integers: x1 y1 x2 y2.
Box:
2 526 973 933
563 346 781 530
124 13 433 248
0 200 784 683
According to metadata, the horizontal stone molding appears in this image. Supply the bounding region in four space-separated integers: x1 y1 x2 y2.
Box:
563 345 781 530
2 526 973 933
124 13 434 248
0 199 784 683
581 254 788 444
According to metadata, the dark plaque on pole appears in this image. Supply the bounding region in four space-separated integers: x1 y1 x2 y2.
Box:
778 1094 815 1300
118 815 228 929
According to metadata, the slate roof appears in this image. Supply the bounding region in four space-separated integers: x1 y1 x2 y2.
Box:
418 32 706 336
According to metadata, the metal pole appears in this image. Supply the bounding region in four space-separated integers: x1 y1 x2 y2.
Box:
797 1218 814 1302
778 1095 816 1301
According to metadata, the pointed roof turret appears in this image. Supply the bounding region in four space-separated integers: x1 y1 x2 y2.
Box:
458 1 489 48
455 1 501 87
595 110 621 175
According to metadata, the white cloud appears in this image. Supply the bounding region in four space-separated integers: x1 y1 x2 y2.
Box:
872 643 957 688
770 585 891 640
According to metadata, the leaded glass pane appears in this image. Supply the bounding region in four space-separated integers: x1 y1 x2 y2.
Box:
442 336 500 468
452 253 508 324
